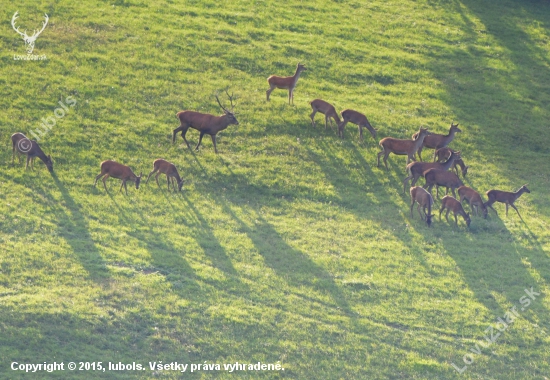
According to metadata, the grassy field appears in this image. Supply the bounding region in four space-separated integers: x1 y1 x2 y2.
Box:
1 0 549 378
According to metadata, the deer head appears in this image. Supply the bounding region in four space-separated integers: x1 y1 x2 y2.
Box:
216 91 239 125
12 12 49 54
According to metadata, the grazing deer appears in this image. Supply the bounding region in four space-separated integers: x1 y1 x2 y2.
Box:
377 127 429 170
423 168 463 198
458 186 488 218
413 122 461 161
434 148 469 177
172 92 238 154
339 109 377 141
439 195 471 227
266 62 307 105
94 160 142 195
409 186 434 227
11 132 53 172
402 150 460 193
309 99 342 130
146 159 184 192
11 12 49 54
485 185 531 218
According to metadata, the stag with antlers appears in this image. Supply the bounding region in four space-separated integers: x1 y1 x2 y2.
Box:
11 12 49 54
172 91 238 153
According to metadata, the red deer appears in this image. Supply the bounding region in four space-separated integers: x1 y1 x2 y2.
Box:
485 185 530 218
172 92 238 154
423 168 463 198
266 62 307 105
377 127 429 170
457 186 488 218
94 160 142 195
402 150 460 193
146 159 184 192
413 122 461 161
339 109 377 141
434 148 468 177
439 195 471 227
409 186 434 227
309 99 342 130
11 132 53 172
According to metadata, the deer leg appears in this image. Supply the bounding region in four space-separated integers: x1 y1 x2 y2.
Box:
410 174 419 187
102 175 110 192
410 200 415 218
383 152 390 170
119 180 125 194
376 150 384 168
510 203 522 219
124 181 129 195
310 110 317 127
358 125 364 141
211 134 218 154
195 132 205 151
266 85 275 101
445 209 451 223
451 187 457 198
417 204 425 220
25 156 31 170
155 172 161 187
417 146 423 162
146 168 158 184
94 172 105 186
439 204 444 220
454 213 459 226
403 175 413 194
166 175 171 190
505 203 509 217
339 120 348 139
325 115 330 130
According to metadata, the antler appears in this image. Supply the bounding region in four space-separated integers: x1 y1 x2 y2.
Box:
32 14 49 38
11 12 28 38
225 90 236 112
215 94 229 114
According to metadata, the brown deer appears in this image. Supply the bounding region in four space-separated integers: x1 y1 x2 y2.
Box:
266 62 307 105
423 168 463 198
94 160 142 195
11 132 53 172
172 92 238 154
434 148 469 177
409 186 434 227
309 99 342 130
146 159 184 192
402 150 460 193
413 122 461 161
439 195 471 227
457 186 488 218
339 109 377 141
377 127 429 170
485 185 530 218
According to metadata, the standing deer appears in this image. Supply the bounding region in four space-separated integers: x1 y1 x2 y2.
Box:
11 12 49 54
457 186 488 218
172 92 238 154
402 150 460 193
266 62 307 105
413 122 461 161
146 159 184 192
439 195 471 227
409 186 434 227
423 168 463 198
485 185 531 218
11 132 53 172
339 109 377 141
377 127 429 170
309 99 342 130
433 148 469 177
94 160 142 195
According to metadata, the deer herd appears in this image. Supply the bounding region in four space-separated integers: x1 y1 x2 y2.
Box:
9 62 531 228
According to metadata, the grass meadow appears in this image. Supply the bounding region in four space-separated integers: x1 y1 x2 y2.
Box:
1 0 549 378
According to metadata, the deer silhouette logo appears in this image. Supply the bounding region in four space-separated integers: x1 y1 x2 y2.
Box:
11 12 49 54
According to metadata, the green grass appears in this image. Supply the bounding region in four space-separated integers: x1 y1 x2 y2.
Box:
1 0 549 378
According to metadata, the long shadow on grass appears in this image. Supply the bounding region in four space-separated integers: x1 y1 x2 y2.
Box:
33 173 110 282
423 2 550 366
